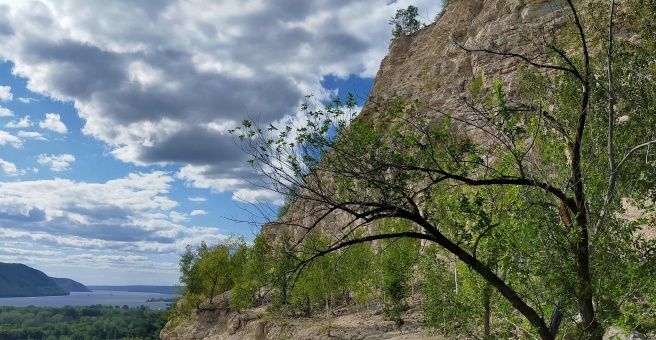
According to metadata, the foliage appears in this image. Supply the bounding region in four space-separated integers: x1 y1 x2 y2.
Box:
0 263 69 298
231 1 656 338
336 236 376 310
231 233 272 310
288 232 343 317
390 5 420 38
177 236 248 307
0 305 167 340
269 231 297 312
377 219 420 324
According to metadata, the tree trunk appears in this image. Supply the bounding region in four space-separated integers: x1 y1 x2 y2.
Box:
483 284 491 340
413 217 554 340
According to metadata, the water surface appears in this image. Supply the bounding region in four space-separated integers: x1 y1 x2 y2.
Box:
0 290 175 309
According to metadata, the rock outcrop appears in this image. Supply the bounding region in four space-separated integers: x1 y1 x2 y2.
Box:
162 1 656 339
160 299 435 340
262 0 569 246
363 0 566 118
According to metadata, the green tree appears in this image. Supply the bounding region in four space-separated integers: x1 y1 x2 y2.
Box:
178 236 247 305
390 5 420 38
377 219 420 324
231 233 272 310
336 237 375 311
289 232 342 317
269 231 297 312
232 1 656 339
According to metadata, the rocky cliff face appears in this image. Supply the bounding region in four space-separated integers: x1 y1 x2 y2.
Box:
162 1 572 339
262 0 568 246
363 0 566 117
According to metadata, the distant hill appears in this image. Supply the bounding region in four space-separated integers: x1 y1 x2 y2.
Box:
0 263 69 298
87 285 179 294
49 277 91 292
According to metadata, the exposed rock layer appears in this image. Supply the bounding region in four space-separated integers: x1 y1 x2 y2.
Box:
162 1 574 338
262 0 568 245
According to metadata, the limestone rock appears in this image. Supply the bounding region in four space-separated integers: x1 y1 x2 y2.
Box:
264 0 569 246
604 326 651 340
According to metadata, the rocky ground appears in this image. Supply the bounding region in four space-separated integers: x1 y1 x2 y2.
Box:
160 295 446 340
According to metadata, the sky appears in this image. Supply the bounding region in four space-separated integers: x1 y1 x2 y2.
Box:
0 0 441 286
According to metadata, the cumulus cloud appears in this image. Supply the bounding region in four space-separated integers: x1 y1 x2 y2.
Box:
39 113 68 133
0 0 440 204
5 115 31 128
190 209 207 216
188 197 206 202
18 130 47 140
0 158 24 176
0 106 13 117
169 211 188 222
0 130 22 147
0 172 225 252
0 85 12 101
0 247 63 256
18 97 37 103
232 188 284 205
37 153 75 171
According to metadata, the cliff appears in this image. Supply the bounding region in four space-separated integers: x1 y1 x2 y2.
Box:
163 1 572 339
262 0 568 245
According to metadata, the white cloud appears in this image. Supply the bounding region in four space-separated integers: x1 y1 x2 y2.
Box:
190 209 207 216
6 115 32 128
0 247 63 256
0 130 22 148
18 131 47 141
0 172 188 247
232 188 284 205
18 97 37 103
0 85 12 101
176 164 246 193
37 153 75 171
0 0 441 204
0 106 13 117
39 113 68 133
169 211 188 222
188 197 207 202
0 159 24 176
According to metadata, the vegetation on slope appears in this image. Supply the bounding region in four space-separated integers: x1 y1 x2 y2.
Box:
0 263 68 298
0 305 167 340
174 0 656 339
49 277 91 293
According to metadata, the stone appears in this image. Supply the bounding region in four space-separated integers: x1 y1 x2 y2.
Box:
227 315 241 335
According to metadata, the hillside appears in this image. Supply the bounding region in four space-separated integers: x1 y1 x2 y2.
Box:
261 0 570 244
49 277 91 293
0 263 69 298
163 0 656 339
163 0 565 338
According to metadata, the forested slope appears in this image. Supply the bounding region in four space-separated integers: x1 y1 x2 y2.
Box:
164 0 656 339
0 263 69 298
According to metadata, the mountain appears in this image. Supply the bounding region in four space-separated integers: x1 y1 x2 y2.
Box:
0 263 69 298
49 277 91 293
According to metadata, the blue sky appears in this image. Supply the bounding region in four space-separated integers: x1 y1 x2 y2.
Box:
0 0 441 285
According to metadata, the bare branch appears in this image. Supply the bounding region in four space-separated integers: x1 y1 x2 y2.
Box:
616 139 656 171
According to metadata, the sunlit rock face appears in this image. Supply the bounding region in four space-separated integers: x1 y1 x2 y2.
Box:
264 0 569 246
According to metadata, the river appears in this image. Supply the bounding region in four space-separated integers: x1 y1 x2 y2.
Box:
0 290 176 309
